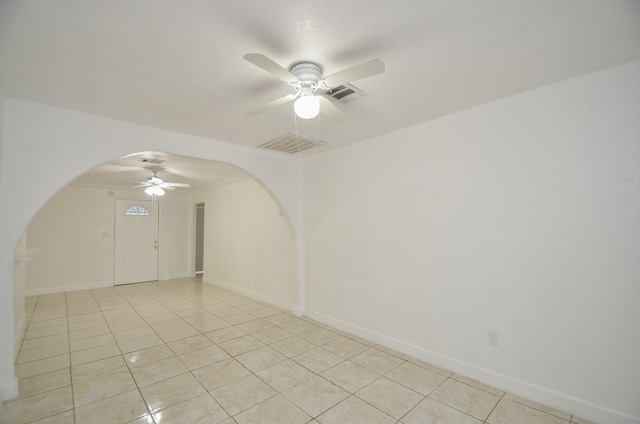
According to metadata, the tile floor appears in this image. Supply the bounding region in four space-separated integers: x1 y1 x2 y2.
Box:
1 278 594 424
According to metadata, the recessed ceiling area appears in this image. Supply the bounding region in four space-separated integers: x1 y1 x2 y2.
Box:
1 1 639 153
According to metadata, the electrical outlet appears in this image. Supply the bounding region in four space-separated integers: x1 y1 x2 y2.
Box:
488 329 500 346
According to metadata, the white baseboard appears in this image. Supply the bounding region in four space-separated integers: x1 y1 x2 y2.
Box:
306 309 640 424
202 278 295 312
25 281 114 297
0 376 19 404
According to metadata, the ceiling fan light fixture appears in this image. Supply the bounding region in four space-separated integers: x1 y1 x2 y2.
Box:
144 186 165 196
294 94 320 119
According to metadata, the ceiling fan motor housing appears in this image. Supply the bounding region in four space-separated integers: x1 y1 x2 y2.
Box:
290 63 322 84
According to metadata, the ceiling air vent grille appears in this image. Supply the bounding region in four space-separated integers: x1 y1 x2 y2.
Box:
324 83 366 102
259 133 326 154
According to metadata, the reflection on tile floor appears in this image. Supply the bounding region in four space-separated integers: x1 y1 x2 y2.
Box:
1 278 594 424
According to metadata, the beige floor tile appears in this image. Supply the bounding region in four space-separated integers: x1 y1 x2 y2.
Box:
263 312 299 326
72 370 137 407
235 346 287 372
204 326 246 344
219 335 265 356
71 355 129 383
452 374 506 397
212 306 243 318
68 325 111 341
67 312 104 324
150 318 191 333
256 359 315 392
270 336 316 357
0 386 73 424
235 394 310 424
15 354 70 379
17 342 69 364
192 358 252 391
401 398 482 424
191 318 232 333
351 348 404 375
118 334 164 353
279 320 320 335
140 372 205 412
283 375 349 417
210 374 277 416
31 309 67 322
293 347 344 373
251 326 293 344
504 393 572 420
17 368 71 399
322 337 370 359
300 328 342 346
25 324 68 340
69 333 115 352
167 334 213 355
375 344 412 360
151 392 229 424
123 344 175 369
20 333 69 351
224 312 257 325
108 319 151 334
357 377 424 419
408 358 452 377
131 356 188 387
316 395 396 424
112 325 155 342
236 319 273 333
487 398 569 424
429 378 501 421
179 345 230 370
249 307 281 318
386 361 448 396
70 343 121 366
74 390 149 424
157 326 200 343
68 318 107 332
27 317 68 331
143 312 179 324
320 361 379 394
181 310 217 324
30 409 75 424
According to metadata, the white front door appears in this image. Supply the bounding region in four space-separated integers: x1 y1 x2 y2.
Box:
114 199 159 285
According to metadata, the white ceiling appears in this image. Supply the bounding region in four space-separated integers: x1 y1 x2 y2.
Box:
1 1 639 187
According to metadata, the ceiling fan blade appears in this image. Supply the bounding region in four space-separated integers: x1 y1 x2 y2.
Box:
322 59 385 88
248 94 296 115
318 96 346 122
161 182 191 188
244 54 298 83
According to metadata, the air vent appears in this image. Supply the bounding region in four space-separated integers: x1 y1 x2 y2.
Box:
138 158 165 164
324 83 366 102
259 133 327 154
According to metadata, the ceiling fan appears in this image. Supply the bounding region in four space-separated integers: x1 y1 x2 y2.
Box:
243 53 385 121
136 172 190 197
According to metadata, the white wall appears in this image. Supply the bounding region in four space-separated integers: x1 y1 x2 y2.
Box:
302 61 640 424
0 99 302 403
193 177 297 310
24 185 193 295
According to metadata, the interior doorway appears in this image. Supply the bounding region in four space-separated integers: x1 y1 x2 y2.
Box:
114 199 159 285
195 202 205 276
